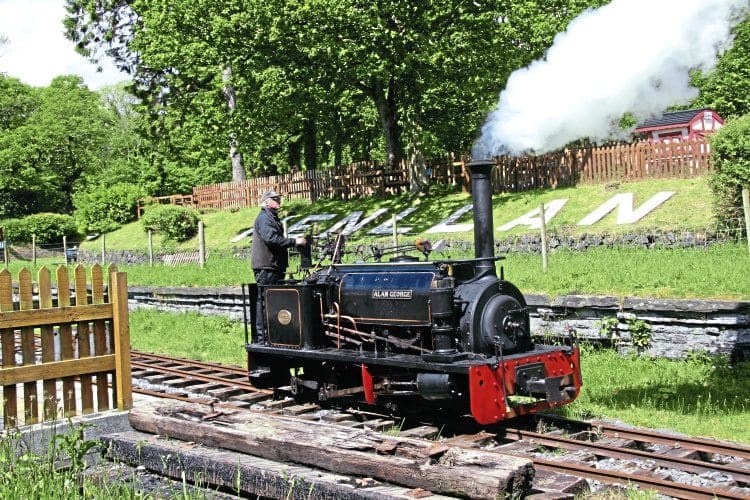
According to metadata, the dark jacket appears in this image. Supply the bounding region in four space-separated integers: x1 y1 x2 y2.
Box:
251 207 295 271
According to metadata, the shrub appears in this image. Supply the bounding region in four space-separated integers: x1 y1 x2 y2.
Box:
1 213 79 244
140 204 200 242
708 114 750 230
73 183 145 234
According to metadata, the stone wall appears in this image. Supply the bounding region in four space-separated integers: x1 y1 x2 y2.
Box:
128 286 750 362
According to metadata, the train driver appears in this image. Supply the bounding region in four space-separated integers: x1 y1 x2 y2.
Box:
250 189 307 343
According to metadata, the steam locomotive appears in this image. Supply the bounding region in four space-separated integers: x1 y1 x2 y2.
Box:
244 160 582 424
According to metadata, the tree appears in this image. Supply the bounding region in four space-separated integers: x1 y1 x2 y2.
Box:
708 113 750 230
0 75 120 217
692 17 750 119
64 0 605 177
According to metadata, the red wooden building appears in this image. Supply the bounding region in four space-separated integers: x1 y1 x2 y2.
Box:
634 108 724 142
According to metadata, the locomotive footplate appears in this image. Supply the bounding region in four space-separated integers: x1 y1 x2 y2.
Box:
245 343 488 373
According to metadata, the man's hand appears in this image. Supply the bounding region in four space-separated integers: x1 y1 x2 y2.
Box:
295 236 307 246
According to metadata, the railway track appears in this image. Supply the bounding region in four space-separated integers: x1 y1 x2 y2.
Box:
130 351 750 499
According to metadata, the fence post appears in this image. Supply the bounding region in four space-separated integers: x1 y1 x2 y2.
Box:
101 233 106 266
148 230 154 267
392 214 398 248
540 203 548 273
743 187 750 254
0 227 6 267
32 234 36 266
198 220 206 268
110 271 133 410
63 235 68 264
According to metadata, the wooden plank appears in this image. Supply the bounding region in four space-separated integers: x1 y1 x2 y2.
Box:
0 355 116 385
103 430 453 500
57 266 76 417
74 265 94 414
91 264 110 411
108 261 120 411
38 267 57 421
111 272 132 410
19 268 39 424
0 303 113 329
0 268 17 427
128 401 534 499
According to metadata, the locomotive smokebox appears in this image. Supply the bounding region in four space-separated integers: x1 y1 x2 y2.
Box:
467 160 496 277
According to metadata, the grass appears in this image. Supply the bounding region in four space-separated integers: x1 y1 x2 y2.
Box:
561 346 750 444
0 421 221 499
129 308 248 367
9 241 745 300
501 244 750 300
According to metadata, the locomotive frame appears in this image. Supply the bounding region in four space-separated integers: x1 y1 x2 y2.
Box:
243 160 582 425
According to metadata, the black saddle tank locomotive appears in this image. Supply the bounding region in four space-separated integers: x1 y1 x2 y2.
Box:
245 160 582 424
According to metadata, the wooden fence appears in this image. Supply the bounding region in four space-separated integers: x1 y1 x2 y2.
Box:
0 264 132 429
138 138 713 215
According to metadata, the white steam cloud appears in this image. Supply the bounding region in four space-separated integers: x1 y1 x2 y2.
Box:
473 0 749 158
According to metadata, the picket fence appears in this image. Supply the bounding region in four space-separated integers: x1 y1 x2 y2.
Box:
0 264 132 429
138 138 713 215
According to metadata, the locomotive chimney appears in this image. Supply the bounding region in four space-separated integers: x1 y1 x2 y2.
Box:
467 160 496 277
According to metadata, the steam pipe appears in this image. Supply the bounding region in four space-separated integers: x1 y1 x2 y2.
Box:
467 160 496 277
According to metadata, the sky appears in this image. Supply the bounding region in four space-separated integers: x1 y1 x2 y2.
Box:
0 0 128 89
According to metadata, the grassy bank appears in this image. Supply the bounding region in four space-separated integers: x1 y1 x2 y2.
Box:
79 177 715 254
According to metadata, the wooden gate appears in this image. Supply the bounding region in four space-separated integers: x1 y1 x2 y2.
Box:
0 264 132 429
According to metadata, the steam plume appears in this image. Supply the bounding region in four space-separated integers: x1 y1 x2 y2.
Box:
473 0 748 159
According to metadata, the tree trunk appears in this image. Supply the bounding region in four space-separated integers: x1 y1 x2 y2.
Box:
288 137 302 169
373 79 403 169
223 65 246 182
303 117 317 170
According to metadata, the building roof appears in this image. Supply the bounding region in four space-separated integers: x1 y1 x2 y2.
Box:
634 108 712 132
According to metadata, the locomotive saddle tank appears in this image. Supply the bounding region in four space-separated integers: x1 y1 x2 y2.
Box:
245 160 582 424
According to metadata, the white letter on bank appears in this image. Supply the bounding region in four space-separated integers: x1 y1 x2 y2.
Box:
577 192 675 226
498 199 568 231
425 205 474 233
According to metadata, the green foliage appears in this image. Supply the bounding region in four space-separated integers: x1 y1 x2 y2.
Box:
53 421 100 473
64 0 609 176
0 74 140 218
596 316 620 345
0 75 40 131
73 183 145 234
625 317 652 351
140 204 200 242
708 113 750 230
0 421 215 497
2 213 79 244
692 17 750 119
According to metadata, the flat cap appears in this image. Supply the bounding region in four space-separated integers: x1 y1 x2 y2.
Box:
260 189 281 203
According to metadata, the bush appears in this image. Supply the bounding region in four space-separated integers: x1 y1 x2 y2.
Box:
0 213 79 244
73 183 145 234
709 114 750 230
140 204 200 242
